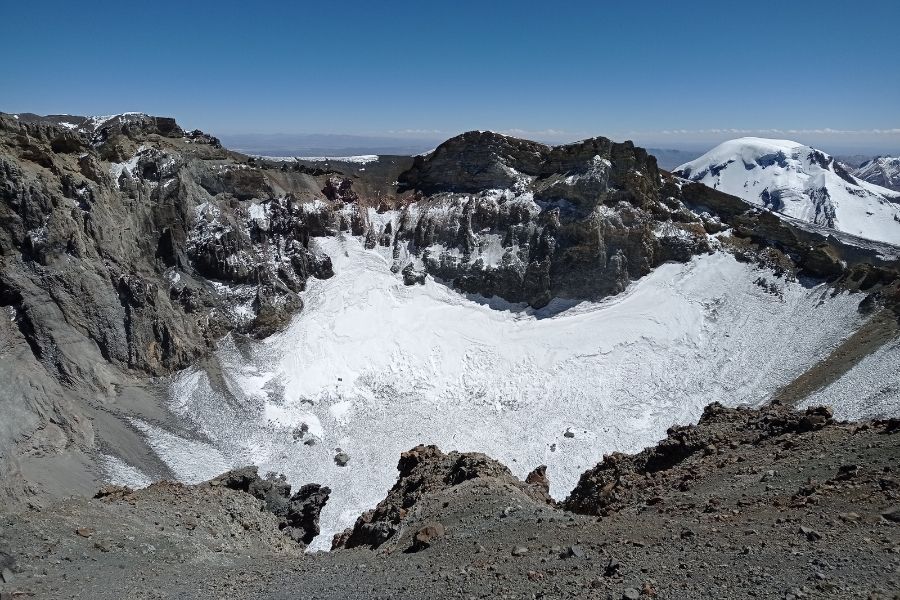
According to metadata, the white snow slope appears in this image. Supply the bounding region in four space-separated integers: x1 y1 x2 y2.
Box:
675 138 900 246
126 233 891 550
254 155 380 164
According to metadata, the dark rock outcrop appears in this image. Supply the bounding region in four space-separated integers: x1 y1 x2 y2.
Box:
0 113 339 378
391 131 711 306
332 444 552 550
210 466 330 546
563 401 836 516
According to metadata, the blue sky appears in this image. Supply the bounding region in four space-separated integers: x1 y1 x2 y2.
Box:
2 0 898 152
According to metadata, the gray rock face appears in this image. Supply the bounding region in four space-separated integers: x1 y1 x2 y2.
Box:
392 131 711 306
210 467 330 546
0 113 338 376
0 113 360 500
853 156 900 192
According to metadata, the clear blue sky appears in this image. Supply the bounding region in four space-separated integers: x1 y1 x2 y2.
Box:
2 0 898 152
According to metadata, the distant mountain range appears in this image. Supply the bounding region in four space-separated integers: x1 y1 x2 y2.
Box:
217 133 443 157
852 156 900 192
215 133 707 170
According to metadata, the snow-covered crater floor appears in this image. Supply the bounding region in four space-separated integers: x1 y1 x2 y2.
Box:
128 235 870 550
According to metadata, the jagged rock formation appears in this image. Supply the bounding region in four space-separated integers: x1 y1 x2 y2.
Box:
209 467 330 546
564 401 836 515
391 131 711 306
0 113 354 381
853 156 900 192
332 444 553 550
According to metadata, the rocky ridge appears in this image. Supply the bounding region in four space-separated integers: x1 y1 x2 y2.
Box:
332 444 554 551
393 131 711 306
853 156 900 193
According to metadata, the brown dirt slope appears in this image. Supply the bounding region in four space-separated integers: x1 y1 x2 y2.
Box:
1 402 898 599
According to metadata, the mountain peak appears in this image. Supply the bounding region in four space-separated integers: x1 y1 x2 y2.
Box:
675 137 900 246
853 155 900 192
399 131 655 196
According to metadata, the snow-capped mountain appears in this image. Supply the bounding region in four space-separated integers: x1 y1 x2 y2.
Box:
853 156 900 192
674 138 900 246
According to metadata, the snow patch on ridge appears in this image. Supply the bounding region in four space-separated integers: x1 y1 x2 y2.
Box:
109 146 146 189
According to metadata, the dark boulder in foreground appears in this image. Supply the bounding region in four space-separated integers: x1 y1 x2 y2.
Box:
211 466 330 546
332 444 553 550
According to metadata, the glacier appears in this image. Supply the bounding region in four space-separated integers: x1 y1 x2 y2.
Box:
142 234 870 549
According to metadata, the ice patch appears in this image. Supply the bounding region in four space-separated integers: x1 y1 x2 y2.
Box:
99 454 152 489
248 202 267 221
798 338 900 421
109 146 146 189
130 419 231 484
328 400 353 423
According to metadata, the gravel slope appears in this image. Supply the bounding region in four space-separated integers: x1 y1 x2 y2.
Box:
1 402 897 599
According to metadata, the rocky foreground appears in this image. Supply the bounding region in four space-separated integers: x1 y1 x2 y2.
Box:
1 401 897 599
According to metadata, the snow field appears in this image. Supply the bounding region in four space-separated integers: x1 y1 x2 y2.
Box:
139 234 868 549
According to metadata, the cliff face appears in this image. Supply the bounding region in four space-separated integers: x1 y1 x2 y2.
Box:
393 131 710 306
0 114 373 499
0 114 358 375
